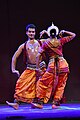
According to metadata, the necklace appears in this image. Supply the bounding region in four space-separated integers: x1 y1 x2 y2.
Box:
27 41 35 52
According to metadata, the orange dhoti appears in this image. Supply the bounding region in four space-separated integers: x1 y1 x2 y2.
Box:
14 69 36 103
14 66 49 103
36 57 69 102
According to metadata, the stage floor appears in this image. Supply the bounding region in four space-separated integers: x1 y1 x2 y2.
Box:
0 103 80 120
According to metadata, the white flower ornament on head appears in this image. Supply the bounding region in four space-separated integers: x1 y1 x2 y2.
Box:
47 22 59 36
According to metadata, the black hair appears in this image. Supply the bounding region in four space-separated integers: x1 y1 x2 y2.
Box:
50 29 56 38
26 24 36 31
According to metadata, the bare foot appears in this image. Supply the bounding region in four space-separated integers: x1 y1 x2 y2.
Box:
6 101 19 110
52 104 59 109
31 103 43 109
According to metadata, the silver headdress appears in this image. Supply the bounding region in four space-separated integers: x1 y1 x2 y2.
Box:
47 22 59 36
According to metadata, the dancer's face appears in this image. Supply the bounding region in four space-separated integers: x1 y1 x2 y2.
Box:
26 28 36 39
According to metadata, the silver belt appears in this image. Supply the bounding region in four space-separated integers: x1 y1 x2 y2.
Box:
27 64 36 69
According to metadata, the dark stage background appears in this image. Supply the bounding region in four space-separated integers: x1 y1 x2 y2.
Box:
0 0 80 104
